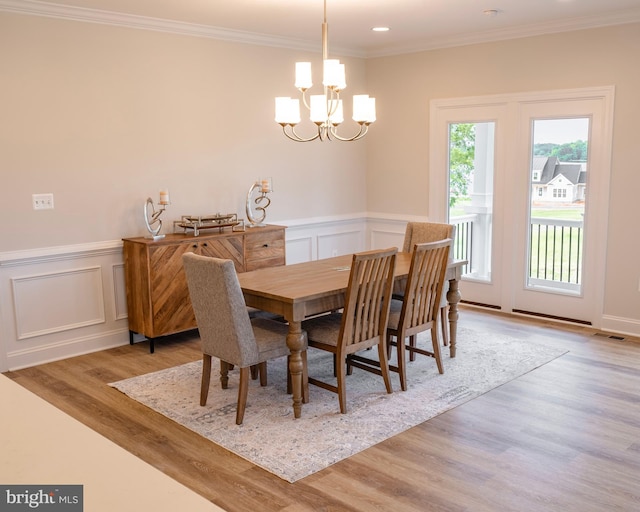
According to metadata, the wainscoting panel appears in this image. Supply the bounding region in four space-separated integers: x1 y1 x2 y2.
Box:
113 263 128 321
366 215 409 251
317 230 363 259
13 266 105 340
0 242 130 371
1 214 631 372
283 215 368 261
284 235 314 265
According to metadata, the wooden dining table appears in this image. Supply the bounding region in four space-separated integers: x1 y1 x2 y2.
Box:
237 252 466 419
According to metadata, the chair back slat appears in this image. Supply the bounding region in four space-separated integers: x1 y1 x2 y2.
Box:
341 248 397 349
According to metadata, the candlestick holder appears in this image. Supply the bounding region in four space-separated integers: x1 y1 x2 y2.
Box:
246 178 273 227
144 196 169 240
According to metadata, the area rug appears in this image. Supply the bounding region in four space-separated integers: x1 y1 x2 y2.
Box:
109 326 566 483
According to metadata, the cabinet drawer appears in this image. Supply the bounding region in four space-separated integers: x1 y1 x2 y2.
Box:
245 229 285 271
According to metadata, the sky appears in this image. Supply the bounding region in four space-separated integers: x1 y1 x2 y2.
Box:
533 117 590 144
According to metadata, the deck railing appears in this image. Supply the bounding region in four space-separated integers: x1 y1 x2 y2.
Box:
450 215 474 274
450 215 583 288
529 217 583 287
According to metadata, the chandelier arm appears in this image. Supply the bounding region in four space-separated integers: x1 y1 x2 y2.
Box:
282 124 321 143
326 87 340 118
329 123 370 142
300 88 311 111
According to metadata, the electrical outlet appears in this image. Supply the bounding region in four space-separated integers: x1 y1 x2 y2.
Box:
33 193 54 210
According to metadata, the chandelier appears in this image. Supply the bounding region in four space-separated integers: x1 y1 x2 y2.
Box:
275 0 376 142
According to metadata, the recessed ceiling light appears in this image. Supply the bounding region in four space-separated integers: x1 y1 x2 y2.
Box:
372 27 390 32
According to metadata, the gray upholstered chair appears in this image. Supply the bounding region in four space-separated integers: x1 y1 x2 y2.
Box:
395 221 456 348
182 252 293 425
386 239 452 390
302 247 397 414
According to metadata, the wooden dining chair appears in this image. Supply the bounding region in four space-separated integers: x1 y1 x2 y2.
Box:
301 247 397 414
386 239 452 390
182 252 293 425
395 221 456 348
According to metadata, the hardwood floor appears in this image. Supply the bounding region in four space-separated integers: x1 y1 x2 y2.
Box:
5 308 640 511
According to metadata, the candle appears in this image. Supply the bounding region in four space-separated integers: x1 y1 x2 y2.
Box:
260 179 271 193
159 189 170 205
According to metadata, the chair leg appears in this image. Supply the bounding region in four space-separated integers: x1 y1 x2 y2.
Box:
409 334 417 361
200 354 212 406
377 341 393 394
250 365 259 380
440 307 449 347
219 360 230 389
395 334 408 392
236 367 250 425
431 326 444 374
336 350 348 414
258 361 268 386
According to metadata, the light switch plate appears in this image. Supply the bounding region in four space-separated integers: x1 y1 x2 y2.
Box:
33 193 54 210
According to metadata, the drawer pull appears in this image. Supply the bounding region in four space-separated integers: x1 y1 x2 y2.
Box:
192 244 198 248
263 243 269 247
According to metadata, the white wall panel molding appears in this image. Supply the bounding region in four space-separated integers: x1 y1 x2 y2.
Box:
8 212 626 371
284 235 314 266
0 240 128 372
282 214 368 261
12 266 105 340
0 240 123 267
112 263 128 321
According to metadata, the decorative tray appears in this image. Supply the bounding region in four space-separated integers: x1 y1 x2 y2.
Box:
173 214 245 236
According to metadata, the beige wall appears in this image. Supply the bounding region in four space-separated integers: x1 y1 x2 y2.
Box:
0 12 369 252
365 23 640 323
2 11 640 333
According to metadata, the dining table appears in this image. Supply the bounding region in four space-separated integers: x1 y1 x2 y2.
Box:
237 252 466 419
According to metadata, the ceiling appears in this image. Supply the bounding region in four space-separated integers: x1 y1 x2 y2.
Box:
5 0 640 57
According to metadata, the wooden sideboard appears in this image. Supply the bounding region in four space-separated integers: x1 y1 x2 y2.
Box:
123 224 286 352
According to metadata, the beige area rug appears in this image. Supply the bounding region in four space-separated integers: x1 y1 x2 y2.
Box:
109 327 566 483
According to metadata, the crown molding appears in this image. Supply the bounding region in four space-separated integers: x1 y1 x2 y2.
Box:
368 7 640 57
2 0 640 59
0 0 366 56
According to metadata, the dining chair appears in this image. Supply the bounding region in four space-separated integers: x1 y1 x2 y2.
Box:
386 239 452 391
395 221 456 348
182 252 293 425
301 247 397 414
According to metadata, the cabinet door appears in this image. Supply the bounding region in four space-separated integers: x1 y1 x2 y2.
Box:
148 242 198 336
198 235 245 272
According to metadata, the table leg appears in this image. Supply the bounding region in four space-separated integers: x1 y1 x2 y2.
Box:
287 321 306 418
446 277 462 358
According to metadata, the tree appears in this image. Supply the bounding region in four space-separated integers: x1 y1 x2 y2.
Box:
449 123 475 207
534 140 588 161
